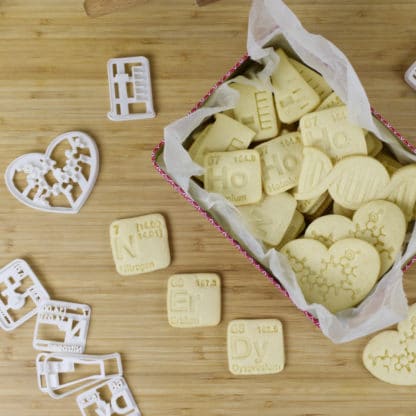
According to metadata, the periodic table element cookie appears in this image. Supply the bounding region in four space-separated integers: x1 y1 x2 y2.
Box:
239 193 296 246
289 59 332 102
333 202 354 219
363 304 416 385
189 113 255 167
328 156 390 210
227 319 284 375
277 210 305 249
270 49 320 123
204 150 262 206
255 132 303 195
0 259 49 331
107 56 155 121
77 376 141 416
229 82 280 141
353 200 406 276
294 147 333 200
376 151 403 176
299 106 367 162
305 215 354 247
33 300 91 353
281 238 380 313
387 164 416 222
316 91 344 111
110 213 171 276
167 273 221 328
365 132 383 157
5 131 99 214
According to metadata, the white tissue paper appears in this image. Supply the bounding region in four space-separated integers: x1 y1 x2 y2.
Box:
162 0 416 343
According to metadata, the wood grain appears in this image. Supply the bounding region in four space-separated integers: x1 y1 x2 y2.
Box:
0 1 415 415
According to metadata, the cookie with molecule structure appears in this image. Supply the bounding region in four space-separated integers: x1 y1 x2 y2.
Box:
305 215 354 247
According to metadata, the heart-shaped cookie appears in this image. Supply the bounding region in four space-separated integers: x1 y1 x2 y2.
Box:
5 131 99 214
281 238 380 313
305 200 406 276
363 304 416 385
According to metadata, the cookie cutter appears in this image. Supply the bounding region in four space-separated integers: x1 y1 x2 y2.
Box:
107 56 155 121
33 300 91 353
77 376 141 416
0 259 49 331
405 61 416 91
36 352 122 399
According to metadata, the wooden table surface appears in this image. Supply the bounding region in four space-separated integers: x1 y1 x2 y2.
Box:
1 1 416 415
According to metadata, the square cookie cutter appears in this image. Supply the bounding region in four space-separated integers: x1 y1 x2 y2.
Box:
0 259 49 331
36 352 122 399
107 56 155 121
33 300 91 353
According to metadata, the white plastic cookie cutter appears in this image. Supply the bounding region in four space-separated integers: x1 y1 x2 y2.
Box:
0 259 49 331
107 56 155 121
77 376 141 416
33 300 91 353
5 131 99 214
36 352 123 399
405 61 416 90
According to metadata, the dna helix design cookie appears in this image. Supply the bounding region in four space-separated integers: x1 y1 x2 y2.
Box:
281 238 380 313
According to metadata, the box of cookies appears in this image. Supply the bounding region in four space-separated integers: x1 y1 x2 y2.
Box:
152 0 416 343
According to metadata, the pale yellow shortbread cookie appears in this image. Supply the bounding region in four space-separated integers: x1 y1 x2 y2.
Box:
296 192 328 215
316 92 344 111
294 147 333 200
387 164 416 221
167 273 221 328
239 193 296 246
333 202 354 218
363 304 416 385
271 49 320 123
227 319 284 375
376 151 403 175
365 132 383 157
277 210 305 248
307 193 333 219
289 58 332 102
189 113 255 166
328 156 390 210
299 106 367 161
229 82 280 141
204 150 262 206
110 214 171 276
352 200 406 276
255 132 303 195
282 238 380 313
305 215 354 247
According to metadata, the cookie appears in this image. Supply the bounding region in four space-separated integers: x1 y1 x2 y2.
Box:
376 151 403 175
188 113 255 166
328 156 390 210
255 132 303 195
167 273 221 328
227 319 285 375
281 238 380 313
305 215 354 247
239 192 297 246
297 192 328 215
229 82 280 141
299 106 367 161
316 92 344 111
277 210 305 248
110 213 171 276
289 58 333 102
363 304 416 385
271 49 320 123
294 147 333 200
306 193 333 220
365 132 383 157
333 202 354 219
204 150 262 206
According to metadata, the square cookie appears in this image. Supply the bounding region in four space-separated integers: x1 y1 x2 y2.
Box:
110 213 170 276
167 273 221 328
227 319 284 375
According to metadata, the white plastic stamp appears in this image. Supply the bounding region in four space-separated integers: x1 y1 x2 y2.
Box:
77 376 141 416
405 61 416 90
36 352 123 399
5 131 99 214
33 300 91 353
107 56 155 121
0 259 49 331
